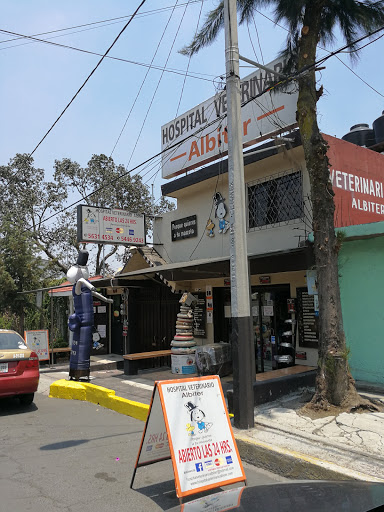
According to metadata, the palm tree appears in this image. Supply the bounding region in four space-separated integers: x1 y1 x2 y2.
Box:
181 0 384 410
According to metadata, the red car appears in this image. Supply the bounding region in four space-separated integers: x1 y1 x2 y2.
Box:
0 329 40 405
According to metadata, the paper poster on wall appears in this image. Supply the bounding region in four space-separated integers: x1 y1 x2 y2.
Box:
131 376 246 499
24 330 50 361
306 270 318 295
97 325 107 338
97 305 107 313
207 311 213 324
262 305 274 317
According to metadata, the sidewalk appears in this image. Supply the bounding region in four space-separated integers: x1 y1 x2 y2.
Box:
41 359 384 483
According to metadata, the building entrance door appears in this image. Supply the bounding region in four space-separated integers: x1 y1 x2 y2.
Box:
251 284 291 372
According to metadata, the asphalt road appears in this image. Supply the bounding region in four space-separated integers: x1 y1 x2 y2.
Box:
0 391 287 512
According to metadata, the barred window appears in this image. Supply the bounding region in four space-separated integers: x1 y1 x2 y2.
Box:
247 170 303 230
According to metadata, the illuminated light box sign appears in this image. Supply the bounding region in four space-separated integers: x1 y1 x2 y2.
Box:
77 205 145 246
131 376 245 499
161 57 298 179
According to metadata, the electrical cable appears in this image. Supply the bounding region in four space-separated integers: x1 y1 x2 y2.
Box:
251 8 384 99
19 25 384 234
124 0 189 172
0 28 217 83
110 0 187 158
173 0 204 119
0 2 202 45
252 12 264 65
334 55 384 98
26 0 148 158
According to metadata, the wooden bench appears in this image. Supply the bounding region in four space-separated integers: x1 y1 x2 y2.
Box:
123 350 172 375
50 346 71 363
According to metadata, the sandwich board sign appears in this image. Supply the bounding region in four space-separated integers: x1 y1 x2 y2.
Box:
131 375 246 499
24 330 50 361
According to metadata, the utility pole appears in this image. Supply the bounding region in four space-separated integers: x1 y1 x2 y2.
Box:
224 0 255 429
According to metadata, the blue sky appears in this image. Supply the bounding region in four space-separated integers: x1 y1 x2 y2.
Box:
1 0 383 209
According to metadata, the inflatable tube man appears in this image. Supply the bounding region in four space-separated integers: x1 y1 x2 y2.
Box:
67 250 113 381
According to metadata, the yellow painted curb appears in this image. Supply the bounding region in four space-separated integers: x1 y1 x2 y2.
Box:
49 379 149 422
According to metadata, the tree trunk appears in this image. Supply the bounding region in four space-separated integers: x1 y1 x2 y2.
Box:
297 4 353 407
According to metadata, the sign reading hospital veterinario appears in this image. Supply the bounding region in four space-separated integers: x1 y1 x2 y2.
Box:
77 205 145 246
131 375 246 498
161 58 298 179
131 376 245 498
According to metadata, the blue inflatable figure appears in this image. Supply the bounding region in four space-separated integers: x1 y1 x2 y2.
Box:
67 250 112 381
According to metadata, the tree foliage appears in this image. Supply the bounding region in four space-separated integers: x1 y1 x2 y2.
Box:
0 219 46 332
181 0 384 409
0 153 175 277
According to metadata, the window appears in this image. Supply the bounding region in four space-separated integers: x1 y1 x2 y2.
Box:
247 170 303 230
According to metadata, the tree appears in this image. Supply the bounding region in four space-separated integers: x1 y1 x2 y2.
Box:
181 0 384 410
0 153 175 277
0 219 45 333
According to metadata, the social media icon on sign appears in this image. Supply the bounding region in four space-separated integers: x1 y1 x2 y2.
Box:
195 462 204 472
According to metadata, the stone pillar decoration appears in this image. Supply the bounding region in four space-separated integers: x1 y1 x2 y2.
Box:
171 293 198 375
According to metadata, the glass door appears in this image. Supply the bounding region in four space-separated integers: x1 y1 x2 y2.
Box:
252 285 291 373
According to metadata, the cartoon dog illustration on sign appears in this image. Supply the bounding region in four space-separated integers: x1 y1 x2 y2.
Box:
213 192 230 234
185 402 213 434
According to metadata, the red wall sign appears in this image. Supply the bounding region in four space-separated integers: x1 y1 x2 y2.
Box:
324 134 384 228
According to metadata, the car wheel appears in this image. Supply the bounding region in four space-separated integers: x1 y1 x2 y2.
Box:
19 393 34 405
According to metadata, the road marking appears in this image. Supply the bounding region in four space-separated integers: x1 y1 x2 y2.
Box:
122 380 153 391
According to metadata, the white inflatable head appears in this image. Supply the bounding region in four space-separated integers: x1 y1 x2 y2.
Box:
67 264 89 284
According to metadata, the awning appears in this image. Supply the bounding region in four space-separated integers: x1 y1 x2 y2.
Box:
92 246 314 288
48 276 103 297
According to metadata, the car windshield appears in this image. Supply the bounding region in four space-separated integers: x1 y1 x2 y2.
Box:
0 332 28 350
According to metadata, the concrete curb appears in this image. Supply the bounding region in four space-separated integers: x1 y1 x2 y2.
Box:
48 380 384 483
234 434 384 483
49 379 149 422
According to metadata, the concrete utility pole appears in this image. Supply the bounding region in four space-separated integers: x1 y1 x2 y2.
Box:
224 0 255 429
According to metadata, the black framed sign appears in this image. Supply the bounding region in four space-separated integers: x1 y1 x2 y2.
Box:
193 293 206 338
171 215 197 241
297 287 319 349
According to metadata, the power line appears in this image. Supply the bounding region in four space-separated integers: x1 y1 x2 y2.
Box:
26 0 147 157
125 0 188 170
110 0 188 158
20 25 384 234
251 8 384 99
335 55 384 98
0 28 218 83
0 2 203 46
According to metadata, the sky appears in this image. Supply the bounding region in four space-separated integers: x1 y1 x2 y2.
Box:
1 0 384 213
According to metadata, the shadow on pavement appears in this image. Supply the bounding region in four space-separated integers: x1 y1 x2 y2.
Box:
0 397 38 416
133 479 226 511
40 430 143 450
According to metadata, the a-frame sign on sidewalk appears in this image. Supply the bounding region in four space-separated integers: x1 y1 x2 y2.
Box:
131 375 246 499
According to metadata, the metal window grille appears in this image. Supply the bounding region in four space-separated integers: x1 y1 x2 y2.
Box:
247 170 303 230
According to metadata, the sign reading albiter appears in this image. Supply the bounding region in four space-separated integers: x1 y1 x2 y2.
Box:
161 57 298 179
131 376 246 498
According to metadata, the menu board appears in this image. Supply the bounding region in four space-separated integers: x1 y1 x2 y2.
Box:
297 288 319 348
193 294 206 338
